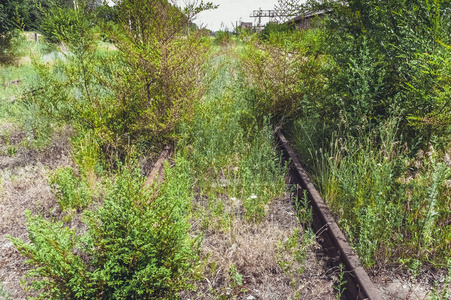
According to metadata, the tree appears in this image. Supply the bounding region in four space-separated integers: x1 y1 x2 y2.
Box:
31 0 216 158
302 0 451 138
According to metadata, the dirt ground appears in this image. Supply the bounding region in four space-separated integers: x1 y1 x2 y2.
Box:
372 266 451 300
180 192 339 300
0 123 73 299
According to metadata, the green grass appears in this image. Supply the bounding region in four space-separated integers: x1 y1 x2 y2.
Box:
179 55 286 224
289 117 451 269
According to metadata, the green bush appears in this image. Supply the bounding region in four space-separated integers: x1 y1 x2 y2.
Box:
260 22 296 42
214 30 233 46
240 28 326 123
302 0 451 141
49 166 92 211
9 163 197 299
31 0 215 158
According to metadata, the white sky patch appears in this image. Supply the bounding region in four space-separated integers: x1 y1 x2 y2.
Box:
193 0 279 31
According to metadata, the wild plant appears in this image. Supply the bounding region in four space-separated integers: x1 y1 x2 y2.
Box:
182 56 286 223
49 166 92 212
29 0 216 159
239 28 326 124
333 264 347 300
290 115 451 267
429 269 451 300
0 284 10 300
9 160 197 299
302 0 451 143
295 190 313 226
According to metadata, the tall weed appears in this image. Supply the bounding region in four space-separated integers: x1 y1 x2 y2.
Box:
181 56 286 223
239 28 327 124
290 117 451 267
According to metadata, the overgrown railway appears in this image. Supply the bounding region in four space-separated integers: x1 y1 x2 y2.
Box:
145 129 384 300
276 128 383 300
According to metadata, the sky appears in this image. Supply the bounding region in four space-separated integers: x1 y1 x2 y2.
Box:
189 0 281 31
106 0 301 32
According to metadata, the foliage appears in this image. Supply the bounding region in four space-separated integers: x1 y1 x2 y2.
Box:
333 264 347 300
0 284 11 300
214 30 233 46
0 0 58 59
30 0 215 159
9 163 197 299
290 117 451 267
260 22 296 42
240 28 326 124
180 56 286 223
49 166 93 211
0 1 19 63
301 0 451 140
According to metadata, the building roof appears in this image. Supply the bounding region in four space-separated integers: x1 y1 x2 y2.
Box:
292 9 330 23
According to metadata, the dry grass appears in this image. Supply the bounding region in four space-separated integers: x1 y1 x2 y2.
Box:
0 124 73 299
372 266 451 299
182 194 337 300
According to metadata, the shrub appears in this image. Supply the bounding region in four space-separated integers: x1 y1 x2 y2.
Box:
49 166 92 211
260 22 296 42
30 0 215 158
302 0 451 142
289 117 451 267
240 28 326 123
9 163 197 299
214 30 233 46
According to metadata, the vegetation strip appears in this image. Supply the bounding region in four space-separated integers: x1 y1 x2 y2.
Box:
276 128 382 300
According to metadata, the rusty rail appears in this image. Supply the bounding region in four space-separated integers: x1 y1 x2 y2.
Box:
276 128 382 300
144 145 173 188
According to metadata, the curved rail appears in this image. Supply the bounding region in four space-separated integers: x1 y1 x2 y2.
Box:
276 128 382 300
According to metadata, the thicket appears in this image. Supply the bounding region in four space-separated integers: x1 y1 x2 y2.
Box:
30 0 214 159
259 22 296 41
10 163 198 299
7 0 218 298
239 26 326 124
214 30 233 46
238 0 451 271
0 0 76 62
281 0 451 269
303 0 451 139
0 1 19 63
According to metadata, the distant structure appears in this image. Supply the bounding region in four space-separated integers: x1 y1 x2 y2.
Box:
250 9 276 31
250 1 303 31
292 9 330 30
239 22 253 31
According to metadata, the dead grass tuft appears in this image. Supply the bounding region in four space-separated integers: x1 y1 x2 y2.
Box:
0 126 73 299
182 195 336 300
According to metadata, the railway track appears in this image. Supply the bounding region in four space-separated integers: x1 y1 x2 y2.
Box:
146 132 383 299
276 128 383 300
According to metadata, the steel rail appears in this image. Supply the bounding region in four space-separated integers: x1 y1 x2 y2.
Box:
144 145 173 188
276 128 383 300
